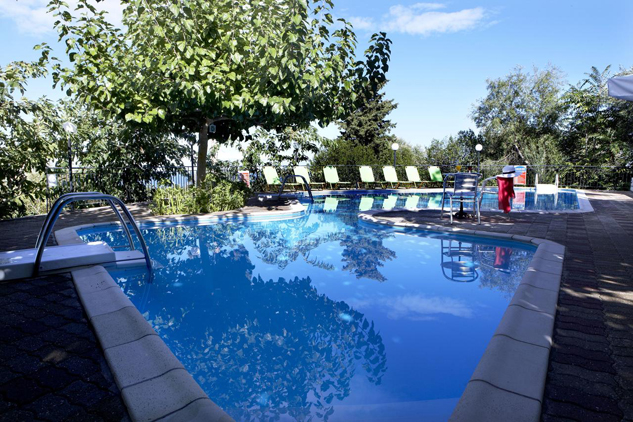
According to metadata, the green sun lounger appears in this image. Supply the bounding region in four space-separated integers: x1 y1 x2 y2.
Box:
383 166 414 189
293 166 324 190
263 166 299 192
323 166 352 189
405 166 422 188
426 166 446 186
359 166 382 189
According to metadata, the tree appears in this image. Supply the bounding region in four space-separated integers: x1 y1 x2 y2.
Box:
563 66 633 166
338 85 398 155
240 126 323 191
472 66 567 165
50 0 392 186
0 54 60 219
420 130 484 166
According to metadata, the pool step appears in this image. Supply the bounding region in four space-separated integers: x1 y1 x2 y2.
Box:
0 242 145 281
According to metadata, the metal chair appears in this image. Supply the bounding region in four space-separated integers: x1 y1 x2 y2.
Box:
441 172 482 224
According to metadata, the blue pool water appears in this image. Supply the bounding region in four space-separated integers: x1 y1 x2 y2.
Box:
304 188 580 212
81 198 536 421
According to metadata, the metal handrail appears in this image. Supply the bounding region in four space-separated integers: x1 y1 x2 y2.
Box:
37 192 137 253
479 176 497 211
278 174 313 202
33 193 152 277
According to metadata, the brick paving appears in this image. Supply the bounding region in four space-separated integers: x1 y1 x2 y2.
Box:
1 192 633 421
0 273 129 421
376 190 633 422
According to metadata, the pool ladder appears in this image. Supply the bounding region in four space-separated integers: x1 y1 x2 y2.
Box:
278 174 313 202
34 192 153 277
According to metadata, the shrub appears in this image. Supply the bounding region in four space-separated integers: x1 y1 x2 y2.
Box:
150 175 251 215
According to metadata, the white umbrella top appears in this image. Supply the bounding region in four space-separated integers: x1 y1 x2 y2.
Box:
608 74 633 101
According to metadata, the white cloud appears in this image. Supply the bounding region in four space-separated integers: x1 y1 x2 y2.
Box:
410 3 447 11
349 3 489 37
0 0 124 36
349 16 376 31
350 293 474 320
385 4 486 36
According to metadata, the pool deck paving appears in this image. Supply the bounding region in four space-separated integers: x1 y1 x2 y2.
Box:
1 192 632 421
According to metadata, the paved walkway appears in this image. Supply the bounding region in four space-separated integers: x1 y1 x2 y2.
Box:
375 190 633 422
0 273 129 421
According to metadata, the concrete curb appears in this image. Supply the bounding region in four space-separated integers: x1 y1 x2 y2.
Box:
71 266 233 422
358 209 564 422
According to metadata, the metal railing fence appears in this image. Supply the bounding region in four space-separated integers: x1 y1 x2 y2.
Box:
44 163 633 207
264 164 633 191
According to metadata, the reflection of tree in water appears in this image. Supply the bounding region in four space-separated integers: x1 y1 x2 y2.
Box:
245 213 397 282
475 246 533 299
118 245 387 422
339 230 396 282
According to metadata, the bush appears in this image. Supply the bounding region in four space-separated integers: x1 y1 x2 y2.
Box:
150 175 251 215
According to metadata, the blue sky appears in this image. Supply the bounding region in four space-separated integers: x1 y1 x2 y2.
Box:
1 0 633 150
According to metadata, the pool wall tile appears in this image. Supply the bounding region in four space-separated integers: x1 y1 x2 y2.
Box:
520 270 561 293
511 235 534 242
157 398 234 422
470 335 550 400
532 248 564 263
72 266 116 295
527 257 564 277
104 335 184 388
449 380 541 422
78 286 134 319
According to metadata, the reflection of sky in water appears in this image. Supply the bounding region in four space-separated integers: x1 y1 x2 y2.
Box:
82 198 535 422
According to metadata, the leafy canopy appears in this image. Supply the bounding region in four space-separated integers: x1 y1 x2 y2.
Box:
50 0 392 135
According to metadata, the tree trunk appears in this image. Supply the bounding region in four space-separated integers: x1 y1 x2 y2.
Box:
196 119 211 186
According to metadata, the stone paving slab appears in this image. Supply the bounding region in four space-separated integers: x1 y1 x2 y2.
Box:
373 190 633 422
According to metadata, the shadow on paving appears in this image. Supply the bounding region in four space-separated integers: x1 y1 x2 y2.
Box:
0 273 129 421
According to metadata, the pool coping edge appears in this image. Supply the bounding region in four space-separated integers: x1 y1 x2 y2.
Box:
70 266 233 422
359 209 563 422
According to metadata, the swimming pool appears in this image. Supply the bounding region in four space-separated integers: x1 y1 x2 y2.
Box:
302 188 582 212
80 199 536 421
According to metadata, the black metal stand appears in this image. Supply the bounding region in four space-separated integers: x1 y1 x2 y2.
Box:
453 197 473 219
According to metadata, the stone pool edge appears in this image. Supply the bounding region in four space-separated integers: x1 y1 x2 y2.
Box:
359 209 564 422
59 202 306 422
